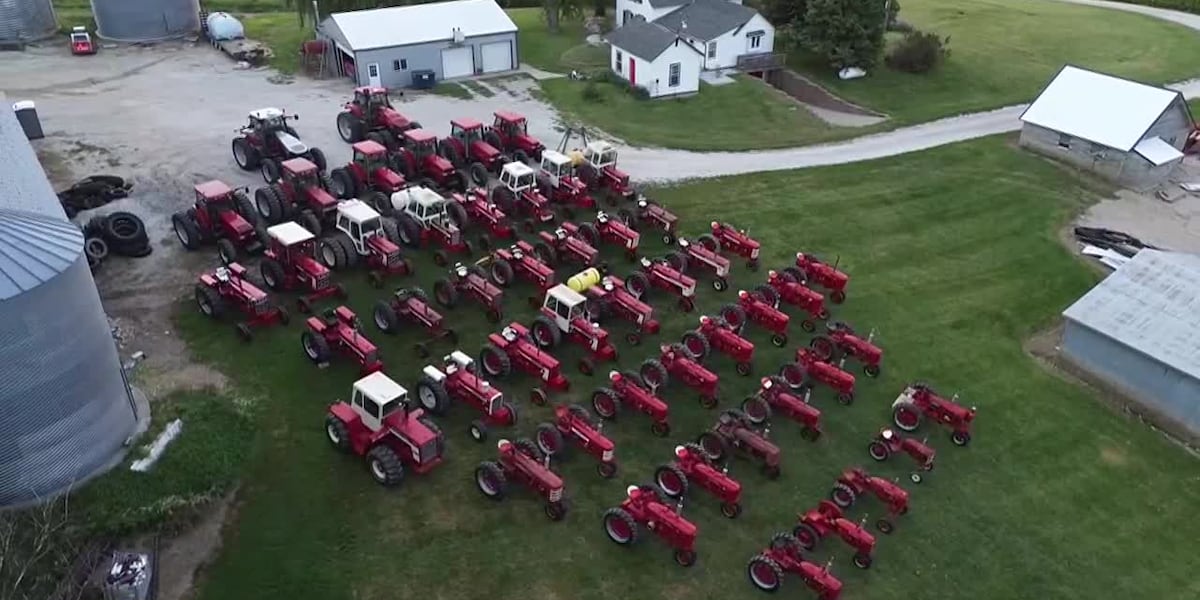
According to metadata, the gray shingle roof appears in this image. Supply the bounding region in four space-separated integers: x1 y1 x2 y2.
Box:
655 0 758 41
647 0 691 7
605 20 682 61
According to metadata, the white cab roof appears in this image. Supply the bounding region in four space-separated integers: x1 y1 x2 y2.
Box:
338 199 381 223
503 161 535 177
354 372 408 403
542 150 571 165
267 221 315 245
394 185 445 208
586 140 614 154
250 107 284 120
548 283 587 307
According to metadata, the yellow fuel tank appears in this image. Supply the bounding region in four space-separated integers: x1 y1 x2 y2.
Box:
567 267 602 293
568 149 586 166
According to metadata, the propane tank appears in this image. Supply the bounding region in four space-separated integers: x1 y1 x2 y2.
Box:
567 267 603 293
568 149 585 165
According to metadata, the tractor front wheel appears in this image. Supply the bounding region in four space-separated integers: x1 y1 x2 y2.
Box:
951 431 972 447
868 441 891 462
544 501 568 522
863 363 881 378
597 461 618 479
366 446 405 487
650 421 670 437
836 391 855 406
770 333 787 347
469 420 489 442
474 461 507 499
677 297 695 313
260 158 281 184
853 553 873 570
673 549 697 568
720 502 742 519
876 519 895 535
736 362 752 376
762 464 781 480
831 289 847 304
325 416 351 452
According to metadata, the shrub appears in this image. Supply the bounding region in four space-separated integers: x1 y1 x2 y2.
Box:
582 82 605 103
885 30 951 74
629 85 651 100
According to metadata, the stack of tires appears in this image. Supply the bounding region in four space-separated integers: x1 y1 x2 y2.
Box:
83 212 151 271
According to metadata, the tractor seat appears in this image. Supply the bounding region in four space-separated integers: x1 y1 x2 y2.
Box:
678 238 690 248
554 228 567 239
214 267 231 282
501 327 518 342
455 265 468 278
322 308 338 325
639 257 652 268
511 248 524 259
596 212 609 223
637 199 648 208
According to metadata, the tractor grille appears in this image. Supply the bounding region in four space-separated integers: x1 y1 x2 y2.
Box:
385 250 400 266
602 449 613 461
419 439 439 463
252 297 269 315
314 271 330 289
549 487 563 502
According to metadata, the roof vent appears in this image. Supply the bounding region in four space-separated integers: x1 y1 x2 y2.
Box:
452 27 465 44
681 19 687 29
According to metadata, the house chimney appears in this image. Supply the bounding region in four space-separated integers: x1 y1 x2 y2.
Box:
681 19 687 30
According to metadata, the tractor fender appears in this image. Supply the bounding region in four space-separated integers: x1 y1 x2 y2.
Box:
422 365 448 382
891 392 916 410
328 402 359 426
306 316 329 333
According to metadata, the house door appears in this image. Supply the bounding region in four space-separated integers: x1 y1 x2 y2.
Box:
367 63 381 86
629 58 636 85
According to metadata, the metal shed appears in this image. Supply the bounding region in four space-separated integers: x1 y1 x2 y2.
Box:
1019 66 1194 191
317 0 519 89
0 0 58 42
1061 250 1200 437
90 0 200 42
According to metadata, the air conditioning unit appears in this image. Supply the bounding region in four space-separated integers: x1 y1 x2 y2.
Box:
452 27 465 44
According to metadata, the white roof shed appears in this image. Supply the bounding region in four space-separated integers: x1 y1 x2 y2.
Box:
327 0 518 51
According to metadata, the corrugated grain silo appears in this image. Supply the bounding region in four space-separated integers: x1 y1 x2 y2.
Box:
0 0 59 42
90 0 200 42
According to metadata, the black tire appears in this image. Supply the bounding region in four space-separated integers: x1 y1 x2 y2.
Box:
373 299 401 333
331 167 357 199
255 187 285 224
85 214 110 238
479 344 512 377
625 272 650 299
469 163 489 187
491 186 515 214
680 331 711 360
666 251 687 273
260 158 281 184
84 236 109 262
301 331 332 364
654 464 689 498
366 191 393 217
602 508 638 545
532 241 556 266
475 461 508 499
232 137 259 170
325 415 351 452
591 387 621 419
490 259 515 287
397 214 422 247
260 259 286 291
535 422 565 456
381 217 401 244
695 431 728 462
513 149 530 165
446 200 469 229
415 376 452 415
754 284 780 308
366 445 405 487
434 279 460 308
307 147 328 172
442 142 464 168
172 212 202 250
336 112 363 143
746 555 784 592
319 237 349 270
638 358 669 388
514 438 544 462
216 238 238 266
194 284 225 318
298 209 322 237
103 212 146 246
530 315 562 348
485 130 503 151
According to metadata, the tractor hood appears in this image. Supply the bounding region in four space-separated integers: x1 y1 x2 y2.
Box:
218 208 256 236
516 133 544 152
604 164 629 183
366 232 400 256
296 253 330 277
380 108 413 132
427 153 455 175
372 167 406 190
471 140 503 165
306 186 339 211
274 131 309 154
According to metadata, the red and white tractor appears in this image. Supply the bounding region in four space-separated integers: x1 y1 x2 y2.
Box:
567 212 639 261
536 150 594 217
254 157 339 230
625 257 697 312
756 270 829 332
328 140 407 212
699 221 761 271
655 444 744 519
172 180 267 266
447 188 515 246
830 467 910 534
440 118 505 186
578 273 660 345
390 128 468 191
325 372 445 487
372 287 458 358
433 262 504 322
741 376 822 441
486 110 546 164
793 501 876 569
69 26 96 55
789 253 850 304
810 321 883 377
492 161 556 229
415 350 518 442
639 343 719 408
618 196 679 245
475 438 569 521
479 323 571 394
719 290 791 347
603 484 699 567
194 263 289 341
534 225 599 268
667 237 731 291
780 348 858 406
484 242 557 297
592 371 671 436
232 107 327 182
868 428 936 483
679 315 756 376
577 140 637 204
696 409 782 479
747 533 842 598
318 200 412 287
891 382 977 446
390 185 474 266
301 306 384 375
535 404 618 478
258 222 348 313
530 284 618 374
335 86 421 147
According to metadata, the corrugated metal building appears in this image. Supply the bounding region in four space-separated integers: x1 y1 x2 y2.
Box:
91 0 200 42
1061 250 1200 437
0 0 59 42
0 101 140 508
318 0 519 89
1019 66 1194 191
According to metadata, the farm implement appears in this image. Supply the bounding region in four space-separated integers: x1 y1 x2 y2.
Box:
258 222 348 313
830 467 910 533
757 270 829 332
741 376 822 441
301 306 383 375
719 290 790 347
780 348 857 406
868 428 936 483
480 323 571 395
639 344 719 408
680 315 756 376
696 409 782 479
794 501 876 569
892 382 977 446
747 533 843 598
592 371 671 436
810 321 883 377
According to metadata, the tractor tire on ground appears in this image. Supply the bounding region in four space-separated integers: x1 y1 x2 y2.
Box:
754 284 780 308
330 167 357 199
532 241 556 266
484 131 503 151
319 237 348 269
868 441 890 462
513 149 530 165
372 300 401 333
531 315 562 348
441 143 464 168
544 500 568 522
638 359 668 388
830 482 857 508
364 191 392 217
307 147 329 173
654 464 688 498
779 363 806 390
396 214 422 247
740 397 772 425
680 331 711 360
602 508 638 545
490 259 515 287
216 238 238 266
469 420 489 442
591 388 620 419
366 445 405 487
103 212 147 247
720 502 742 519
260 158 281 184
324 415 351 452
892 404 922 432
718 303 747 332
674 549 698 568
415 376 451 415
513 438 544 463
260 259 286 291
695 431 729 462
336 233 360 268
577 222 600 247
490 186 515 214
445 200 469 230
624 272 649 299
301 331 332 364
952 431 972 446
232 138 259 170
380 218 401 245
336 112 363 143
479 344 512 377
792 522 820 550
535 423 565 456
876 519 895 535
433 279 460 308
747 555 784 592
172 212 201 250
255 187 285 224
84 237 109 263
194 285 225 318
469 163 489 187
597 461 618 478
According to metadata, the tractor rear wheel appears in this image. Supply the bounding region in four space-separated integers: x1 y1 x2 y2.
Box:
232 138 259 170
260 158 281 184
830 482 857 508
330 167 357 199
718 303 746 332
490 259 515 287
336 233 360 268
469 163 489 187
484 131 503 151
380 218 401 245
892 404 922 432
254 187 284 224
754 284 780 309
415 376 451 415
577 222 600 247
531 315 562 348
779 363 806 390
654 464 688 498
445 200 469 230
624 272 649 299
325 416 351 452
366 446 405 487
479 344 512 377
301 331 331 364
951 431 972 447
591 388 621 420
680 331 711 360
535 423 565 456
792 523 820 550
475 461 508 499
532 241 556 266
233 191 257 223
373 300 401 333
568 404 595 425
336 112 362 143
319 237 348 269
868 441 890 462
770 532 801 552
216 238 238 266
194 285 225 318
434 279 460 308
396 214 422 247
810 336 836 360
697 233 719 252
602 508 639 545
513 149 530 165
695 432 729 462
260 259 285 291
307 148 329 173
491 186 515 214
514 438 543 462
172 212 202 250
746 556 783 592
638 359 669 388
544 501 568 522
740 397 772 425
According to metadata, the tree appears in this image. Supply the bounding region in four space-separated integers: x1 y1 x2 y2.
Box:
287 0 404 26
797 0 888 70
543 0 585 34
761 0 808 29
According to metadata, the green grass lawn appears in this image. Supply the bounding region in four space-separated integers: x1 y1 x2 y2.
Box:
795 0 1200 123
182 137 1200 600
240 12 313 74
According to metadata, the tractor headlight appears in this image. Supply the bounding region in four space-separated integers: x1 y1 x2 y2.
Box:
750 248 760 259
602 449 613 461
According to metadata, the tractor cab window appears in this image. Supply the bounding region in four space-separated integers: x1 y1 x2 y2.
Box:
369 91 391 109
514 171 534 190
258 116 285 132
359 217 380 237
359 150 384 171
557 299 576 320
290 168 317 188
589 147 616 168
452 123 482 144
542 158 568 178
352 389 366 411
411 139 435 158
71 32 88 43
378 395 400 418
349 221 362 240
497 117 526 136
362 397 380 419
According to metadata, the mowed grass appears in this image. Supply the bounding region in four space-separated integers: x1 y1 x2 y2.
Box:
240 12 313 74
184 137 1200 600
796 0 1200 123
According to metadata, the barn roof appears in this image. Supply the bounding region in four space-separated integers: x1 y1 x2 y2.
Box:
325 0 517 51
1020 65 1183 152
605 19 683 61
1063 249 1200 378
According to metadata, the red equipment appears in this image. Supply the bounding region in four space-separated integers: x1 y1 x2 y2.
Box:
480 323 571 393
741 376 822 441
603 484 698 567
447 188 515 245
756 270 829 332
391 128 468 191
486 110 546 164
747 533 842 598
625 257 697 312
831 467 910 533
780 348 857 406
415 350 517 442
194 264 289 341
699 221 761 271
576 140 637 204
719 290 790 347
434 263 504 323
392 185 474 266
810 321 883 377
441 118 505 186
618 196 679 245
533 226 599 268
531 284 618 374
696 409 782 479
69 27 96 55
232 107 327 182
493 162 556 229
258 222 348 313
335 86 421 147
328 140 407 210
639 343 719 408
680 315 755 376
667 237 731 291
172 180 267 266
301 306 384 375
254 157 337 228
372 287 458 357
484 242 557 296
318 200 412 288
535 404 618 478
793 501 875 569
568 212 640 261
789 252 849 304
891 382 977 446
655 443 743 518
325 372 445 486
581 274 660 345
868 428 935 483
476 438 569 521
592 371 671 436
536 150 595 217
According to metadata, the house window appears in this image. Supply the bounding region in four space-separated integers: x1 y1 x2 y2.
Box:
393 59 407 71
706 41 717 59
668 62 681 87
1057 133 1071 149
748 33 763 49
622 9 633 25
615 50 623 73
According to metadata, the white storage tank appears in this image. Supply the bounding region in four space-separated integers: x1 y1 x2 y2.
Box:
90 0 200 42
205 11 243 41
0 0 58 42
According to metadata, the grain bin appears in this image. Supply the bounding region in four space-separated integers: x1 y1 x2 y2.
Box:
91 0 200 42
0 0 58 42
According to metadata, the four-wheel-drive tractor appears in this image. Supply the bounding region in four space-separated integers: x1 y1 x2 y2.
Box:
390 128 468 191
390 185 474 265
780 348 858 406
173 180 268 266
571 212 639 261
434 263 504 323
194 263 289 341
475 438 569 521
618 196 679 245
492 161 556 229
868 428 935 484
325 372 445 487
810 321 883 378
667 237 731 291
625 257 697 312
254 157 338 228
794 501 876 570
258 222 348 313
531 284 618 374
415 350 517 442
830 467 910 534
70 26 97 55
575 272 660 345
592 371 671 437
603 484 699 567
301 305 384 375
577 140 636 204
891 382 976 446
232 107 326 182
535 403 618 478
318 200 412 287
719 290 791 347
486 110 546 164
440 118 505 186
695 409 782 479
533 226 599 268
655 443 744 519
757 270 830 332
447 188 515 245
328 140 407 212
536 150 594 218
483 242 556 296
746 533 842 598
639 343 719 408
700 221 761 271
789 252 849 304
680 315 756 376
372 287 458 357
479 323 571 393
335 86 421 147
741 376 822 441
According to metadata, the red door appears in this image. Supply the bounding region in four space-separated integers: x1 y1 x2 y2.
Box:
629 58 636 85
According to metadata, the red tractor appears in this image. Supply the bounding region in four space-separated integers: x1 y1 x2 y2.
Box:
618 196 679 245
414 350 517 442
531 285 618 374
194 264 289 341
891 382 977 446
391 128 468 191
484 242 557 297
440 118 505 186
655 444 743 519
578 140 637 204
447 188 515 246
789 252 849 304
793 501 876 569
747 533 842 598
232 107 327 183
756 270 829 332
328 140 407 212
324 372 445 487
172 180 268 266
486 110 545 164
479 323 571 393
335 86 421 147
301 306 384 375
433 263 504 323
830 467 910 534
258 222 348 313
625 257 697 312
535 404 618 478
696 409 782 479
868 428 935 484
391 185 474 266
741 376 822 441
578 273 660 345
537 150 595 217
780 348 857 406
533 226 599 268
592 371 671 437
667 237 731 291
603 484 698 567
810 321 883 377
680 315 756 376
254 157 338 228
567 211 639 261
492 162 556 230
69 26 96 55
639 344 719 408
719 290 790 347
318 200 412 288
476 439 568 521
699 221 761 271
371 287 458 358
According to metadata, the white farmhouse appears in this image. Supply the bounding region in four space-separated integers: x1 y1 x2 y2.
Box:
612 0 776 74
605 20 703 98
